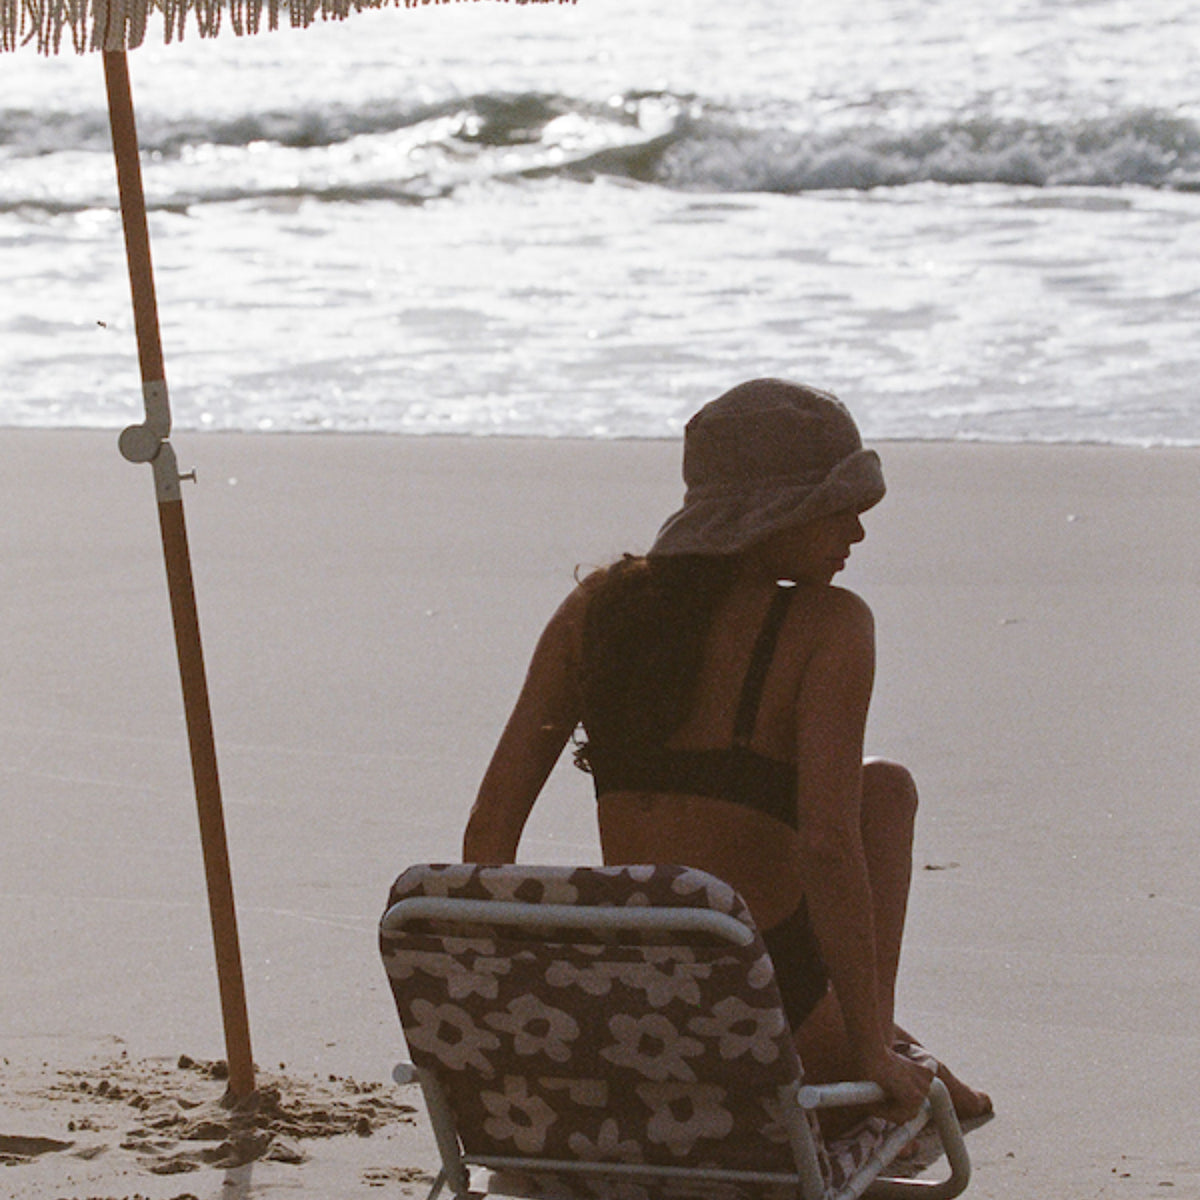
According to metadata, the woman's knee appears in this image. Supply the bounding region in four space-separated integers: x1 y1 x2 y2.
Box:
862 758 919 820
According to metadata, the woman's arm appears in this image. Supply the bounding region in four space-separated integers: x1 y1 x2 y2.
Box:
462 588 586 863
792 589 919 1091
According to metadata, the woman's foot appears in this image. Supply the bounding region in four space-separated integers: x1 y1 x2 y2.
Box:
936 1061 992 1120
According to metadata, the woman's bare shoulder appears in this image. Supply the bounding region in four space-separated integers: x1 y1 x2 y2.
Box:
800 582 875 633
785 585 876 684
555 566 607 622
537 567 609 659
554 558 632 624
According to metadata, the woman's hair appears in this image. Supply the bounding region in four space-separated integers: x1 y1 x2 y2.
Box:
574 553 737 769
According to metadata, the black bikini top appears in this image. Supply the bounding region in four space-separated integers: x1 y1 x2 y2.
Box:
586 584 798 831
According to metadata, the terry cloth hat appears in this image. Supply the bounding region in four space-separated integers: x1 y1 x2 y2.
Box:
648 379 885 558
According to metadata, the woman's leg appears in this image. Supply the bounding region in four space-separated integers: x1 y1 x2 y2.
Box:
859 757 918 1040
791 759 916 1089
795 759 991 1118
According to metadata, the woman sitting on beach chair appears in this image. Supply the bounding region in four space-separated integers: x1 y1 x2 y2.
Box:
463 378 991 1125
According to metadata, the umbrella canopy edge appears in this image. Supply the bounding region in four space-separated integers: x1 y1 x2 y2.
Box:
3 0 572 56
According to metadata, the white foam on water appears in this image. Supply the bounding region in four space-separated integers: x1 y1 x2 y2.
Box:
2 0 1198 442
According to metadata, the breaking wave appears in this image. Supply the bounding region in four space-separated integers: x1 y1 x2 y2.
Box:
625 107 1200 193
3 91 1200 213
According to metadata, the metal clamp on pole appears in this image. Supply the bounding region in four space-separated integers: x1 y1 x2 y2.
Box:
118 379 186 502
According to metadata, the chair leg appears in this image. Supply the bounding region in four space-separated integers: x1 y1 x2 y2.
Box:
779 1082 830 1200
417 1068 472 1198
865 1081 971 1200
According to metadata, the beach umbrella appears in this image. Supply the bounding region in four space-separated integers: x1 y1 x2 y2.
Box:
2 0 567 1100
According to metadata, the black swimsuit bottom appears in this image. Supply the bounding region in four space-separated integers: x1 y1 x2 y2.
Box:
590 584 830 1027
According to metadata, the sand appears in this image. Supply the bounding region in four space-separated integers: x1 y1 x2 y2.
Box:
2 429 1198 1199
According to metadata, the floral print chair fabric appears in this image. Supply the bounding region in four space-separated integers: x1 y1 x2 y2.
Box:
379 863 966 1200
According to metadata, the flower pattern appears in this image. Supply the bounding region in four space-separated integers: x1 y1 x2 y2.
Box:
601 1013 705 1082
567 1117 644 1164
381 863 924 1197
745 948 778 992
485 993 579 1063
669 868 745 918
541 1076 608 1108
687 995 787 1063
629 949 711 1007
544 959 620 997
478 866 580 906
481 1075 559 1154
639 1082 735 1157
403 998 500 1075
383 941 510 1000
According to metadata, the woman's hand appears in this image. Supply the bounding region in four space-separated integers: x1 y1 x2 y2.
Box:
861 1046 935 1123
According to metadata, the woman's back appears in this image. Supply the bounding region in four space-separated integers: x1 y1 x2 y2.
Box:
578 565 869 931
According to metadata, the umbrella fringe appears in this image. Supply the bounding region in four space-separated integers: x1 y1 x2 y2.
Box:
5 0 572 54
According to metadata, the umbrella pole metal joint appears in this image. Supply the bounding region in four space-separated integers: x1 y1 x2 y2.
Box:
119 379 188 502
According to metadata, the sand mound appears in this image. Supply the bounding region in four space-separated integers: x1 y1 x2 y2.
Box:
11 1052 416 1178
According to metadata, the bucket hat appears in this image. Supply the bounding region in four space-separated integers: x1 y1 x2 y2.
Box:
648 379 885 558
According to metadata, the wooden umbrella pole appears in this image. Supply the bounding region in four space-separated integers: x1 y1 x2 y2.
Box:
103 49 256 1100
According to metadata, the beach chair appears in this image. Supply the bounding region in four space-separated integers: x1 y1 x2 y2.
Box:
379 863 971 1200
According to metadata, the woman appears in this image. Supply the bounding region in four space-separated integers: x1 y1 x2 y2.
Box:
463 378 990 1124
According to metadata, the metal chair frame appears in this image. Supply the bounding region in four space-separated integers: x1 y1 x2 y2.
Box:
382 883 971 1200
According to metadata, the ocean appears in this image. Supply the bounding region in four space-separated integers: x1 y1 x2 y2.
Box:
2 0 1199 443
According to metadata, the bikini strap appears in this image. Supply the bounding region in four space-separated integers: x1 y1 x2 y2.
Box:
732 583 795 748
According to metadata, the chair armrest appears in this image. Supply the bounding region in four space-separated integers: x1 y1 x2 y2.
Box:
797 1080 887 1109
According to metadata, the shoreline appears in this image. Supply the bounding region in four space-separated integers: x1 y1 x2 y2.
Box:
5 422 1200 448
3 430 1197 1198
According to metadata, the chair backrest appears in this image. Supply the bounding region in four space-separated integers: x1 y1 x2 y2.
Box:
380 863 811 1190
